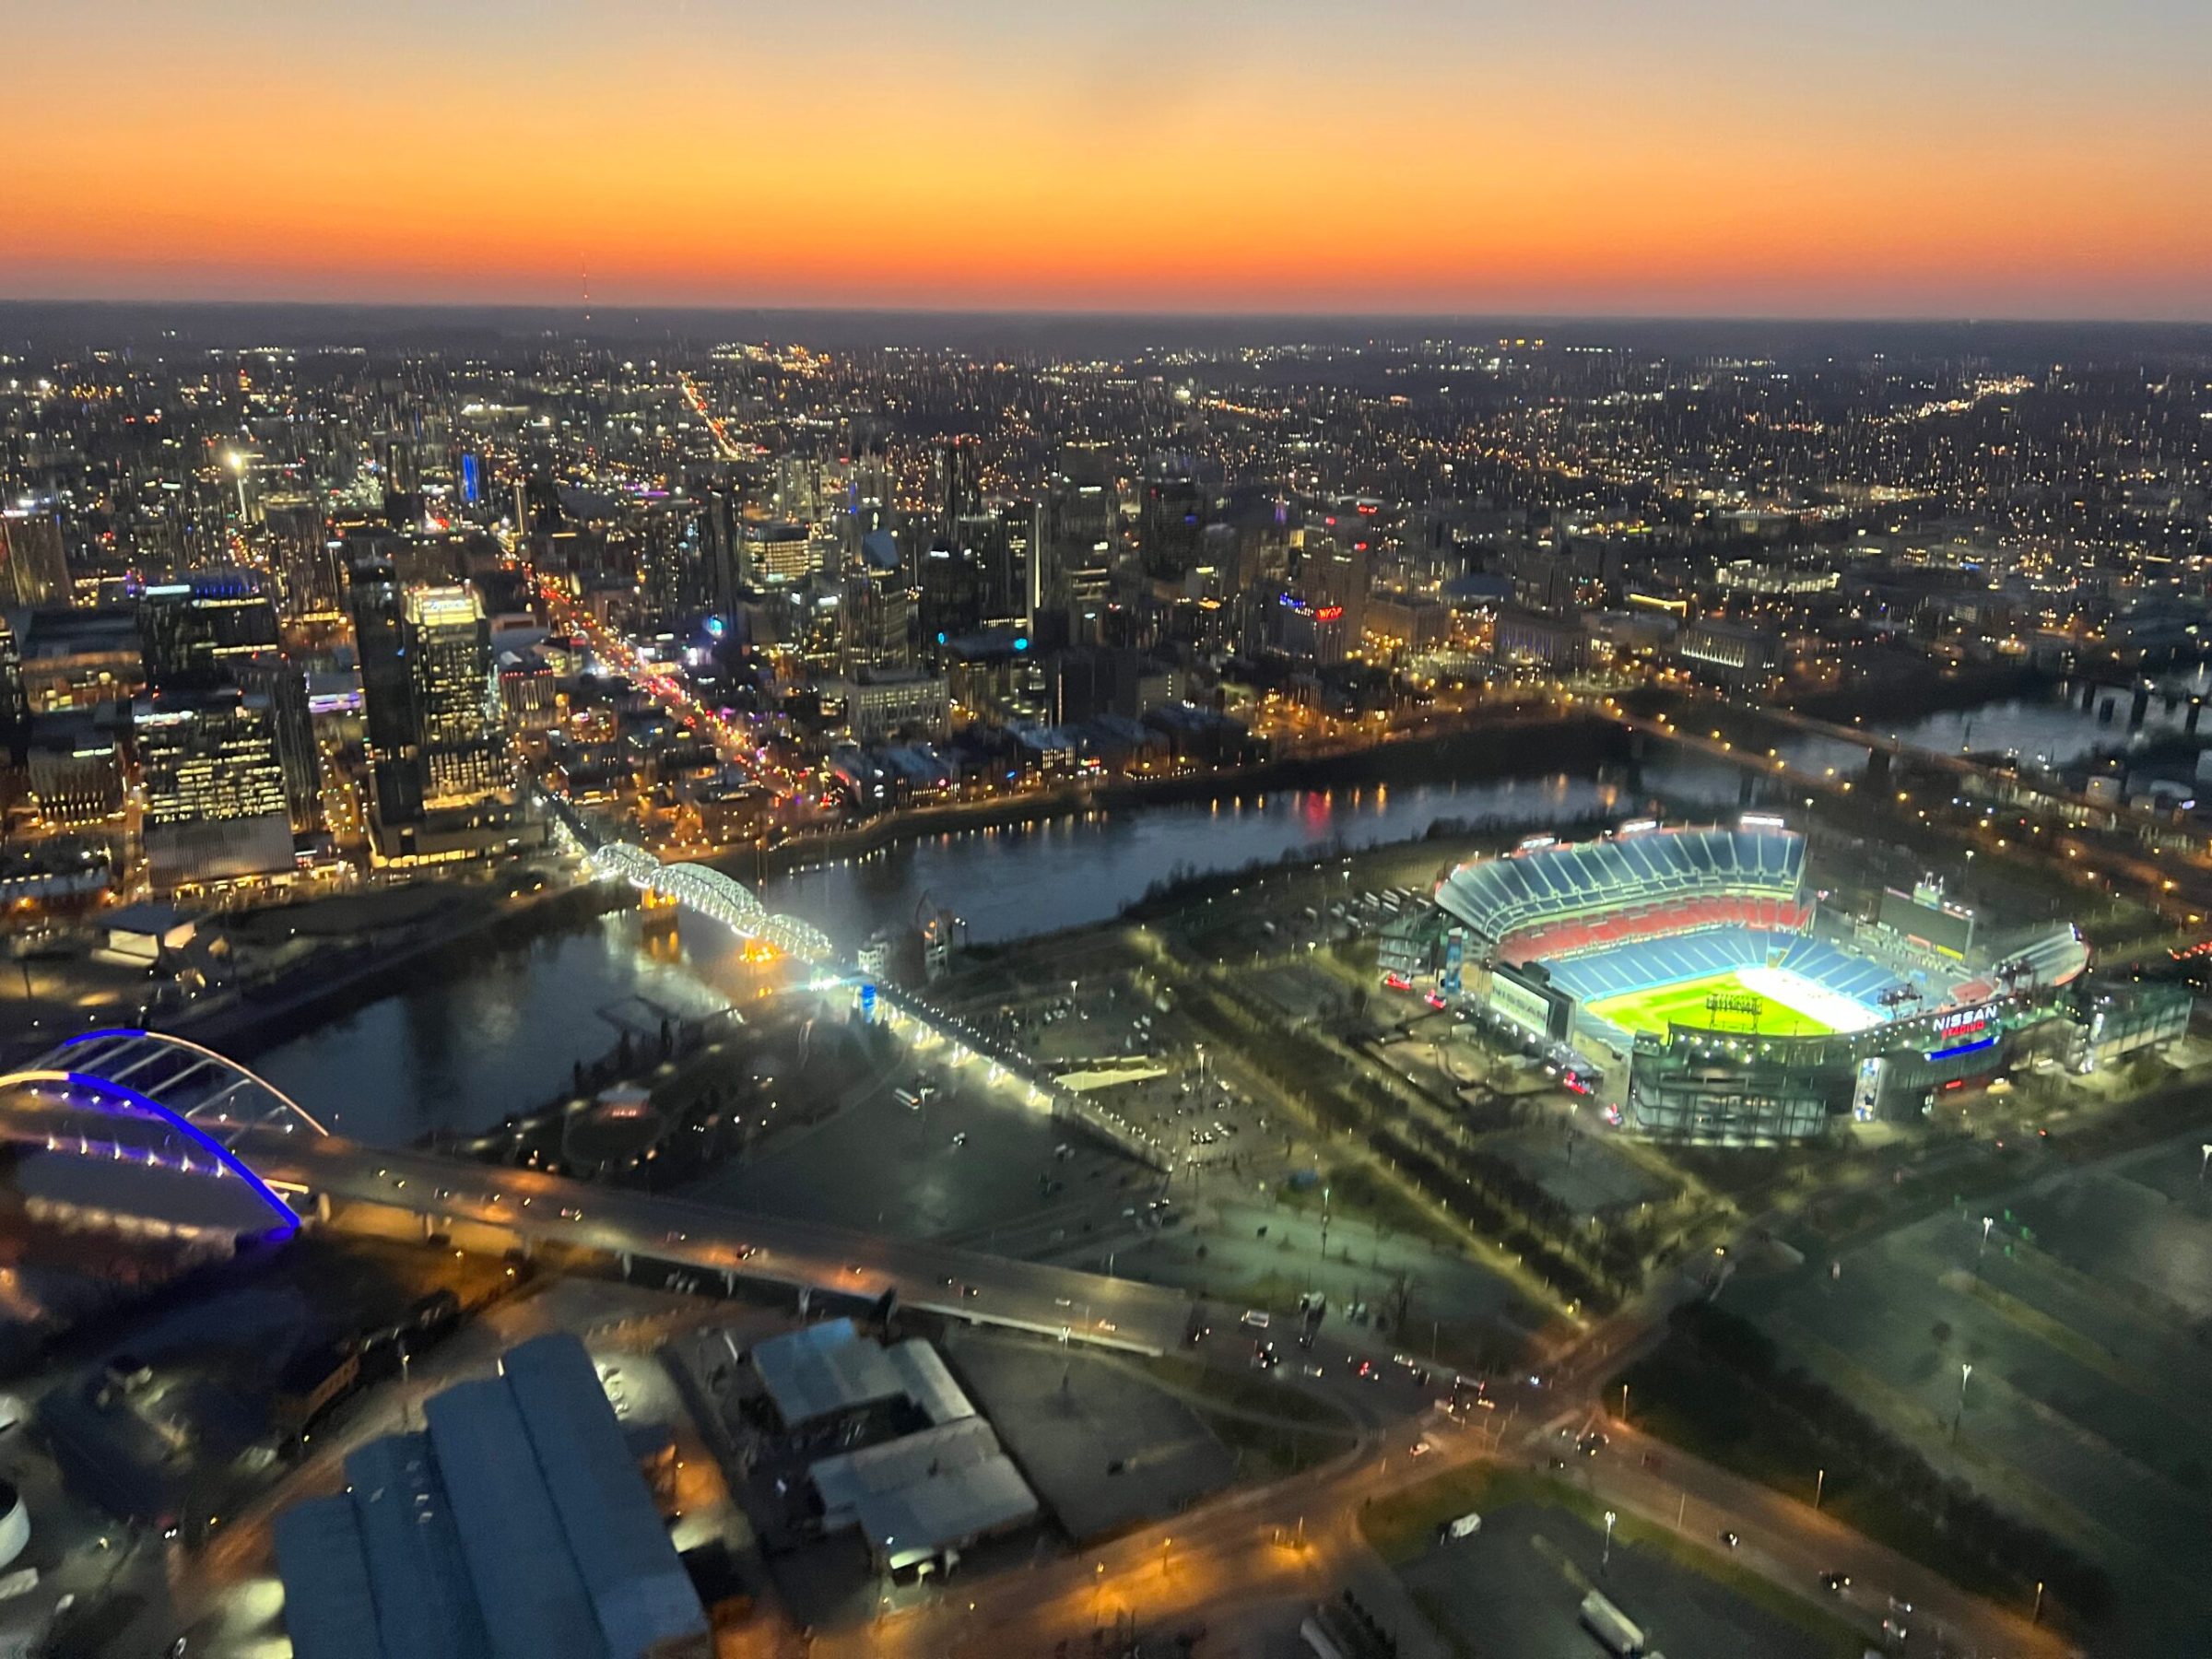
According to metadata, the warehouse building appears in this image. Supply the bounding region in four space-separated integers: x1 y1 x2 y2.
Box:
272 1333 708 1659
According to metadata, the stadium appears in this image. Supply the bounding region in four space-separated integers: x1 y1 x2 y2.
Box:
1427 819 2107 1144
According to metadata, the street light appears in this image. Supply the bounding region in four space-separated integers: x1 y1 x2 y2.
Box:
1603 1509 1617 1569
2198 1142 2210 1183
1952 1361 1973 1441
1815 1466 1825 1511
226 448 251 520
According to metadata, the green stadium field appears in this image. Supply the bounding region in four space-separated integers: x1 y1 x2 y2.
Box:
1586 970 1839 1038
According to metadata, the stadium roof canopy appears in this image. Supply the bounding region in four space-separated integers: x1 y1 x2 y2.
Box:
1438 825 1805 947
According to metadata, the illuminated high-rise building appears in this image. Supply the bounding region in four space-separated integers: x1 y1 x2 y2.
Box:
138 571 280 687
841 531 912 676
404 586 508 806
0 512 73 608
138 570 321 832
134 685 293 890
265 497 341 618
347 545 424 830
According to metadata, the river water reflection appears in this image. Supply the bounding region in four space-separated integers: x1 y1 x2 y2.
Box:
1774 684 2204 781
253 688 2191 1142
252 763 1756 1142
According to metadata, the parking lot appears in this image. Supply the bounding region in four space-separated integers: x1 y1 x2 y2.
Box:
945 1330 1238 1542
1734 1128 2212 1654
1403 1500 1863 1659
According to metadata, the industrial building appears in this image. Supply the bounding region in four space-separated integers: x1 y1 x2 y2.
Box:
273 1333 709 1659
748 1319 1040 1574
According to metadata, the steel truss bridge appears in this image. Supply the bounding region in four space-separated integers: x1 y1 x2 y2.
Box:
586 841 836 963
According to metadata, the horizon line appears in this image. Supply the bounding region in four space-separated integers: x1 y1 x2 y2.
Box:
2 295 2209 331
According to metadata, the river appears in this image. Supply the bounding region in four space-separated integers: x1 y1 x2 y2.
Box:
241 684 2206 1143
1775 682 2202 779
249 761 1755 1143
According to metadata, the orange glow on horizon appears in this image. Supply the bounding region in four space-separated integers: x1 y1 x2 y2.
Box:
6 4 2210 318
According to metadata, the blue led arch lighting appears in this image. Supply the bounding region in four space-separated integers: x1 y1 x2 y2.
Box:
3 1067 302 1236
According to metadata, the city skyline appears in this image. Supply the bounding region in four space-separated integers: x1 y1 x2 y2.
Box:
9 0 2211 321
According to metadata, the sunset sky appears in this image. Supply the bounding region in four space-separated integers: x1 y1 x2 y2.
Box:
9 0 2210 318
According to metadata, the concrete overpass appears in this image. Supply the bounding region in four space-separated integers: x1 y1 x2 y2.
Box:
0 1028 1190 1356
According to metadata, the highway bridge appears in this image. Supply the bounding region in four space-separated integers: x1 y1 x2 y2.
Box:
582 835 1169 1167
0 1029 1192 1356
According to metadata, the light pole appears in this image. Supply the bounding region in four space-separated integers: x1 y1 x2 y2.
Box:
1952 1361 1973 1441
1602 1510 1617 1569
1319 1185 1332 1260
2199 1143 2211 1183
1815 1466 1825 1511
1976 1214 1994 1274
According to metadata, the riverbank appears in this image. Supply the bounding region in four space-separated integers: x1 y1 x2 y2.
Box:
736 711 1631 886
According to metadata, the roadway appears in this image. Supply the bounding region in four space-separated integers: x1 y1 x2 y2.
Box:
801 1388 2074 1659
18 1108 2075 1657
230 1124 1197 1357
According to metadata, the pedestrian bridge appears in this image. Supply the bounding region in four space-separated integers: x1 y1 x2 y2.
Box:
587 842 836 964
0 1029 327 1236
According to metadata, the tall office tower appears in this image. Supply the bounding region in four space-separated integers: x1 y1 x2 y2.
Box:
347 546 424 830
914 528 985 649
1045 474 1118 645
639 507 690 618
841 531 912 676
693 481 745 623
994 497 1040 632
1138 476 1208 582
137 571 281 687
138 571 322 831
232 655 322 833
741 521 818 586
265 497 341 618
133 685 294 890
1300 534 1372 641
0 616 29 768
374 433 424 498
403 586 509 805
935 439 983 535
0 511 73 607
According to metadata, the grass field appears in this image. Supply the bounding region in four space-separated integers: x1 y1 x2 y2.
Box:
1587 970 1837 1038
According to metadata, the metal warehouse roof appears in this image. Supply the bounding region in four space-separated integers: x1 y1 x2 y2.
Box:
501 1335 709 1658
750 1318 904 1426
276 1336 707 1659
809 1417 1002 1531
423 1378 606 1659
884 1340 977 1426
271 1494 384 1659
854 1453 1040 1573
344 1433 490 1659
